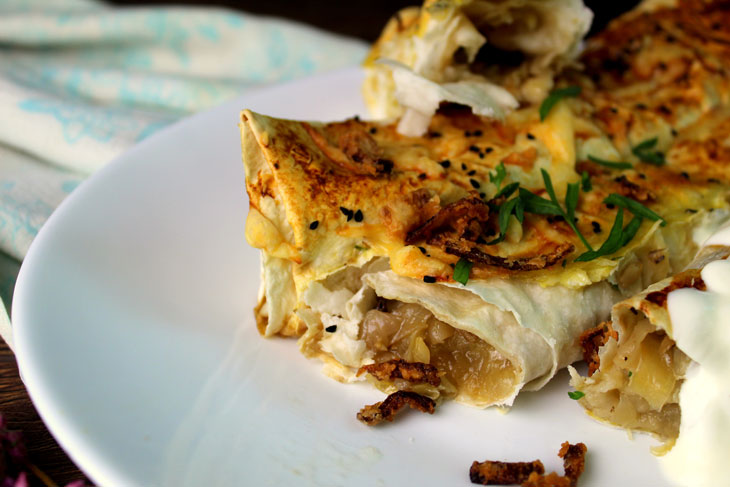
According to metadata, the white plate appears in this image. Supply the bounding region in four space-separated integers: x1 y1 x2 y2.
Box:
13 67 670 487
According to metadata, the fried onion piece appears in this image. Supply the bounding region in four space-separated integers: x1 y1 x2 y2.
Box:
357 359 441 386
446 242 574 271
578 321 618 377
470 442 587 487
469 460 545 485
303 119 391 177
356 391 435 426
521 472 572 487
559 442 587 484
521 442 588 487
405 194 490 245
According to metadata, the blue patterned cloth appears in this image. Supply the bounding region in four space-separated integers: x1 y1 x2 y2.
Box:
0 0 369 346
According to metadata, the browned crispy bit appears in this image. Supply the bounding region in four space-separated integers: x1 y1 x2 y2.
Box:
446 242 574 272
357 359 441 386
521 472 572 487
613 175 655 203
356 391 436 426
469 460 545 485
406 194 490 244
470 442 587 487
559 442 587 484
520 442 588 487
578 321 618 376
303 120 389 177
646 268 706 307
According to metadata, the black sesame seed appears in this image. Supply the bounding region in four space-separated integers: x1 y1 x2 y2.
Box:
592 221 602 234
418 173 427 180
681 171 690 180
630 307 638 315
377 159 394 174
610 107 619 114
671 128 678 137
685 208 698 214
418 246 427 254
478 152 485 159
635 103 648 110
473 130 483 137
369 127 377 134
554 215 565 222
470 178 481 189
479 192 486 198
461 163 468 170
274 163 279 169
526 133 536 140
468 145 480 153
467 169 477 176
708 178 721 184
340 206 350 216
423 276 437 283
427 131 442 138
606 203 616 209
484 147 493 154
325 325 337 333
309 220 319 230
354 209 364 222
439 159 451 168
464 130 472 137
638 173 647 180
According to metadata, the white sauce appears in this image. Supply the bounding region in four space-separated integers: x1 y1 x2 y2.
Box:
662 223 730 486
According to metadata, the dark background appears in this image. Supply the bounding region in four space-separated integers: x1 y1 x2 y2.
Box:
107 0 642 42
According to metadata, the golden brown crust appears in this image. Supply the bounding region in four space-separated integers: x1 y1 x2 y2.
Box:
357 359 441 386
579 321 618 377
469 460 545 485
356 390 436 426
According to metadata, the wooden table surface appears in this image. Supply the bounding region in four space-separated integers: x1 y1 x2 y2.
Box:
1 1 638 485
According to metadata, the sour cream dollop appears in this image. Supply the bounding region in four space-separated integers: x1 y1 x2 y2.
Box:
662 224 730 487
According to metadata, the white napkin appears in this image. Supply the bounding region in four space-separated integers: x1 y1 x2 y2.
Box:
0 0 368 348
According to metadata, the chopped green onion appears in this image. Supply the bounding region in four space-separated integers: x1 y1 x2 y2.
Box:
603 193 666 226
518 188 562 215
588 155 633 170
581 171 592 192
541 169 594 252
453 258 473 285
495 181 519 199
539 86 581 121
632 137 665 166
568 391 585 400
489 162 506 190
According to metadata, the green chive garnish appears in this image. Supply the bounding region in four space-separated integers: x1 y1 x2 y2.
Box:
453 258 473 285
539 86 581 121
